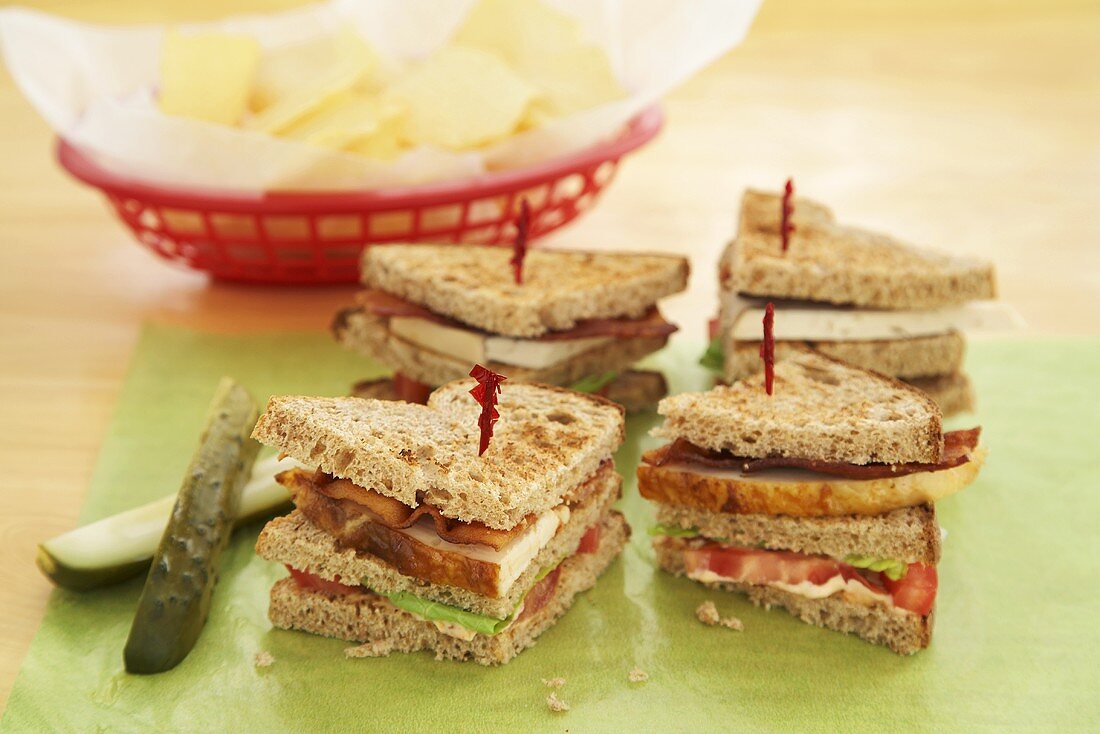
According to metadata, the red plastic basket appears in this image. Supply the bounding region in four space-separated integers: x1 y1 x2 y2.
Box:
56 106 663 284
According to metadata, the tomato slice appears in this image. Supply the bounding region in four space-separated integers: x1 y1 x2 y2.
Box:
707 316 720 341
883 563 938 616
393 372 433 404
577 524 601 554
516 566 562 623
682 545 937 615
286 566 360 595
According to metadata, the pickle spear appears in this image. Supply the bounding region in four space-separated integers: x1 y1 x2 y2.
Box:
123 378 260 675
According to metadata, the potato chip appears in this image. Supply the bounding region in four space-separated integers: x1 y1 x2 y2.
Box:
453 0 623 116
159 31 260 125
247 27 379 134
281 91 401 150
345 106 407 161
388 45 537 150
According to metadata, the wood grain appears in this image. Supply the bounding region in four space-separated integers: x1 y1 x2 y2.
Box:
1 0 1098 712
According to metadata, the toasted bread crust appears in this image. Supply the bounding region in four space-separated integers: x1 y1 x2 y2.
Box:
267 510 630 665
727 190 995 310
252 381 623 530
655 541 933 654
335 308 670 389
655 352 944 465
722 332 966 382
908 372 975 417
363 245 689 337
638 446 984 518
653 503 941 564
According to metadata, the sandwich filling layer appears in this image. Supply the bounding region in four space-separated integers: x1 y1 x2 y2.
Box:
358 289 677 369
724 295 1022 342
656 536 936 616
277 461 617 597
284 521 607 641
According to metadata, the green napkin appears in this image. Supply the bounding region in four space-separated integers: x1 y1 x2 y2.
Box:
3 326 1098 732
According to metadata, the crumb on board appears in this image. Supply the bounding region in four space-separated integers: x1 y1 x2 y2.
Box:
696 600 743 631
344 640 395 659
628 667 649 683
542 677 566 688
546 692 570 713
253 651 275 668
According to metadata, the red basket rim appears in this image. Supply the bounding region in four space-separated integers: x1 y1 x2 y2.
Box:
56 105 663 212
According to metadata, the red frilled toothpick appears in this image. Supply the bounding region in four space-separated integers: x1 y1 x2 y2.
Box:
510 198 531 284
469 364 507 456
780 178 795 253
759 302 775 395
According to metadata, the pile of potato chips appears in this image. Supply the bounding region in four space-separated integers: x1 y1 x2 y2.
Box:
158 0 624 160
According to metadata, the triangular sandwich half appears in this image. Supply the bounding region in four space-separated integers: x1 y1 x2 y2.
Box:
253 381 630 665
640 353 986 654
334 244 689 410
713 188 1017 415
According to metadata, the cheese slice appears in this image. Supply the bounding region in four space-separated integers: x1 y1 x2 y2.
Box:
389 316 610 369
729 298 1024 342
398 505 570 596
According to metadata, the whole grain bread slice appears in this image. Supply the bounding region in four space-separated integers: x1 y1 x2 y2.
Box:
908 372 974 417
335 308 669 391
363 244 689 337
266 510 629 665
252 381 624 530
656 541 932 654
722 331 966 382
726 189 995 310
653 352 943 464
256 462 620 617
654 503 941 564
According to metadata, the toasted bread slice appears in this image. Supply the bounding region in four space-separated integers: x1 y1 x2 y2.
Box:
654 352 943 464
655 541 932 654
653 503 941 563
267 510 629 665
349 369 668 414
726 189 995 310
722 331 966 382
256 465 620 618
363 245 689 337
335 308 669 391
252 381 623 530
638 443 984 517
908 372 974 417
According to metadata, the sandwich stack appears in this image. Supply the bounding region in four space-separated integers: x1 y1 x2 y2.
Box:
253 374 630 664
640 352 986 653
335 243 689 412
713 185 1018 415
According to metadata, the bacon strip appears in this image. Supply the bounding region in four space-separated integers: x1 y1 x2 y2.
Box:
642 428 981 480
308 473 531 551
357 289 677 342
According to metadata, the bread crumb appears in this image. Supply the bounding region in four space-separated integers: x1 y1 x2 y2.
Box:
542 677 566 689
696 600 743 631
344 640 395 659
546 692 570 713
253 651 274 668
696 600 721 625
628 667 648 683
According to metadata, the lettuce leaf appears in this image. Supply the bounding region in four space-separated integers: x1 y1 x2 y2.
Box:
699 336 724 374
843 554 909 581
570 371 618 393
364 558 566 636
383 591 515 635
647 524 701 538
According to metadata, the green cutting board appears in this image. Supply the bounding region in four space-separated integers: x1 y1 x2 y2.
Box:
3 326 1098 732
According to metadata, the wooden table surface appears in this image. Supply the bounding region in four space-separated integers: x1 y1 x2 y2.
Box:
1 0 1097 712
